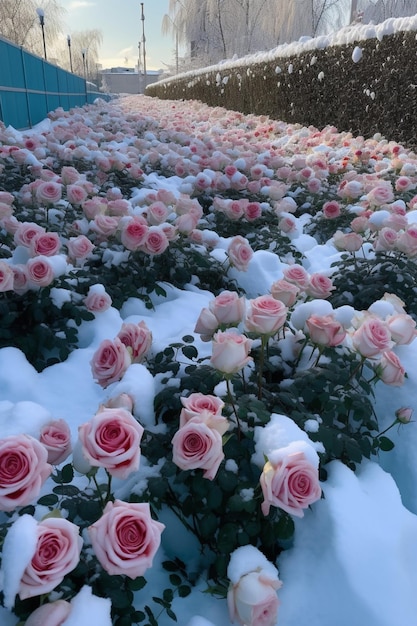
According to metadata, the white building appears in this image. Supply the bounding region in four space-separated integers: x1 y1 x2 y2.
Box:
100 67 162 94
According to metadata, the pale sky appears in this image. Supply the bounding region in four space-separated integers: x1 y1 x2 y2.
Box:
58 0 179 71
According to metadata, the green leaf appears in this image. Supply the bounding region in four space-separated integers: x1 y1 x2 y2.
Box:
127 576 147 591
169 574 182 586
61 463 74 483
52 485 80 496
378 436 395 452
178 584 191 598
182 345 198 360
163 588 174 603
37 493 59 506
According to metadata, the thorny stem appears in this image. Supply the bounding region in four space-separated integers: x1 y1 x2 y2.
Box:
226 377 241 438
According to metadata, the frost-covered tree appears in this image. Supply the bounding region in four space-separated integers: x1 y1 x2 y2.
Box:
58 30 103 81
0 0 64 58
163 0 351 68
359 0 416 22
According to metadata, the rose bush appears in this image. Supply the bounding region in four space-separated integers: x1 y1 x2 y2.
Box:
0 92 416 626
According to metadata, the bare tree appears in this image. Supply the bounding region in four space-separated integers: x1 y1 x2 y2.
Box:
62 30 103 81
162 0 350 69
359 0 416 22
0 0 64 58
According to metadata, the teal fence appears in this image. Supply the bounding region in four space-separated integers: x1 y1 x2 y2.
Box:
0 35 111 130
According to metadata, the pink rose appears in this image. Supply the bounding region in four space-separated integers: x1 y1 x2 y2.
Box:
14 222 46 247
350 215 369 233
146 201 170 225
66 184 88 205
82 197 107 219
142 226 169 255
377 351 405 386
228 236 253 271
19 518 82 599
172 419 224 480
395 407 413 424
305 273 335 299
91 338 132 388
88 500 164 578
0 261 14 292
107 199 130 216
397 226 417 257
78 407 144 478
227 570 281 626
210 330 253 374
306 314 346 347
117 321 152 362
84 286 112 313
0 202 13 220
120 217 148 251
67 235 95 260
352 317 393 357
260 448 321 517
39 419 72 465
270 279 300 307
180 392 225 420
180 391 227 429
194 307 219 341
35 181 62 205
209 290 246 326
282 264 309 289
322 200 341 219
224 200 245 220
366 184 394 206
387 313 417 345
176 211 201 235
0 435 52 511
12 264 29 294
29 232 61 257
91 214 120 237
245 295 287 335
244 202 262 221
26 257 55 288
374 227 397 252
25 600 71 626
60 165 81 185
105 393 135 413
333 230 363 252
0 191 15 205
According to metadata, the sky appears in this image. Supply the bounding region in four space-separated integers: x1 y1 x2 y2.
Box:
58 0 179 71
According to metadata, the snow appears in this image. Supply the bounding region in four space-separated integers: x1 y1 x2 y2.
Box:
1 515 38 610
154 14 417 87
2 25 417 618
62 586 112 626
0 238 416 625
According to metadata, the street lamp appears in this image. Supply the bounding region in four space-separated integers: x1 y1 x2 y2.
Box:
141 3 147 89
67 35 73 72
36 8 47 60
81 48 87 79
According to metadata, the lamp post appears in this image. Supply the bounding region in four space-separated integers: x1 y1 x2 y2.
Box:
141 3 147 90
81 48 87 79
36 8 47 60
67 35 73 72
137 40 141 93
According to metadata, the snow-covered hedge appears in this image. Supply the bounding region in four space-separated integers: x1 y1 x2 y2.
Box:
146 16 417 149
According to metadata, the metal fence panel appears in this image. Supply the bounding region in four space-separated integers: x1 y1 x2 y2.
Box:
0 36 111 130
